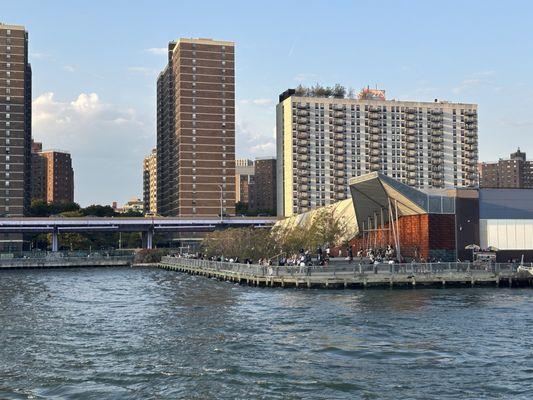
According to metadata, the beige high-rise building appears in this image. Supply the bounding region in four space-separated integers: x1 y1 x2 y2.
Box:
276 87 478 217
143 148 157 214
157 38 235 217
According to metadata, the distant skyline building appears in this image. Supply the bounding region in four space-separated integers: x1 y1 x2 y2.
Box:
157 38 236 217
235 158 254 204
479 148 533 188
276 87 478 217
30 140 46 201
31 141 74 204
143 148 157 214
250 157 276 213
121 197 143 214
0 23 32 217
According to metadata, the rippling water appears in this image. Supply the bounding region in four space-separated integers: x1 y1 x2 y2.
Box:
0 267 532 399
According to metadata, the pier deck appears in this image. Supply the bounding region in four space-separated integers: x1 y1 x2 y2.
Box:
159 257 533 289
0 254 133 270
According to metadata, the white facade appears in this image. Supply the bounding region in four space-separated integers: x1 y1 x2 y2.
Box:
277 93 478 217
480 219 533 250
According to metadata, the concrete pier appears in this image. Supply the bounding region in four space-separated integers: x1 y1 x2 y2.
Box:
158 257 533 289
0 255 133 270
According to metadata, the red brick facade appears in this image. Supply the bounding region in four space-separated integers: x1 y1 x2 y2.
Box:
349 213 456 261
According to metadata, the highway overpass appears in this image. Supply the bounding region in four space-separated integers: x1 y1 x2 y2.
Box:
0 217 278 251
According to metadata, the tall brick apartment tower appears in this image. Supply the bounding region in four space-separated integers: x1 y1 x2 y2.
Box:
0 23 31 216
157 38 235 217
0 23 32 250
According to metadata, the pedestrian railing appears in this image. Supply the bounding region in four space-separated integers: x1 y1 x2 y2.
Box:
0 251 134 267
161 256 519 278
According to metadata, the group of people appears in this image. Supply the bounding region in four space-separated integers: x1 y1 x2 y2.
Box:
184 243 402 267
359 245 397 263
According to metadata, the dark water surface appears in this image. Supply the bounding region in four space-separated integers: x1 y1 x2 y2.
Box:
0 267 532 399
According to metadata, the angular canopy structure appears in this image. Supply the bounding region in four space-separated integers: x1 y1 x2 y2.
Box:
349 172 456 235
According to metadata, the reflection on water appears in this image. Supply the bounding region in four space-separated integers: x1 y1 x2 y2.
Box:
0 267 532 399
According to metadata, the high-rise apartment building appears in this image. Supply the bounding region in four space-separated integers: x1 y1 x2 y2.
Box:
157 38 235 217
40 150 74 203
235 158 254 204
30 140 46 201
276 87 478 217
479 148 533 188
250 157 276 213
143 148 157 214
31 142 74 204
0 23 32 217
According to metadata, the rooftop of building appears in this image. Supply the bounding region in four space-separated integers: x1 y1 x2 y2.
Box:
172 37 234 50
279 85 477 107
39 149 71 155
0 23 26 30
481 147 529 164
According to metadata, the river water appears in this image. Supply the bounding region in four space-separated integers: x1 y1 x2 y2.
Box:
0 267 531 399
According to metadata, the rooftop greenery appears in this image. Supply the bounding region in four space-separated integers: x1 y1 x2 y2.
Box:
295 84 357 99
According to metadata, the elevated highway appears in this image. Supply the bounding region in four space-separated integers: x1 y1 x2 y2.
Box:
0 217 278 251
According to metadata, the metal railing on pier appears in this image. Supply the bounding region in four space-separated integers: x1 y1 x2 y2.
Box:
161 256 519 278
0 250 135 267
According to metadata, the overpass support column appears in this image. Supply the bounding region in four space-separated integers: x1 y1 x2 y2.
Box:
52 228 59 252
147 229 153 250
142 229 154 250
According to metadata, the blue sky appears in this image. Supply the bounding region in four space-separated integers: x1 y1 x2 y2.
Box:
3 0 533 206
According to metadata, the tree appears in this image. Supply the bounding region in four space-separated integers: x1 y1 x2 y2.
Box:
201 228 280 261
81 204 115 217
273 208 348 255
28 200 81 217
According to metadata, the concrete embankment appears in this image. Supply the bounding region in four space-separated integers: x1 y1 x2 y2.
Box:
158 257 533 289
0 257 132 270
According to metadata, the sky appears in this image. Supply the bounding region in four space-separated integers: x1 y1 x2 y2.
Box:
3 0 533 206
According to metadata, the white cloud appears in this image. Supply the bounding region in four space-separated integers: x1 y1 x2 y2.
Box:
236 119 276 158
29 52 52 60
240 98 273 106
32 92 152 206
145 47 167 55
452 70 497 94
249 141 275 154
128 66 158 76
293 73 318 82
498 118 533 128
63 65 76 73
